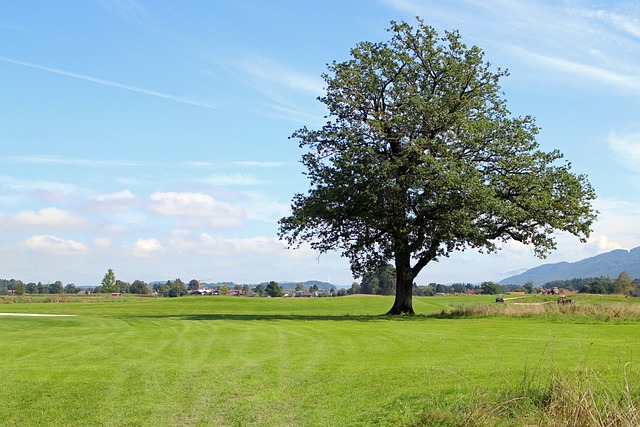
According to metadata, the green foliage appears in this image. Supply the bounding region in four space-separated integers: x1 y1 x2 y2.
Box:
188 279 200 291
254 283 267 297
130 280 151 295
101 268 117 293
361 264 396 295
265 281 284 297
279 19 596 314
15 283 26 296
480 281 503 295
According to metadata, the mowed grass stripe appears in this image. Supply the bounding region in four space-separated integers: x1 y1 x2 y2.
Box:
0 296 638 426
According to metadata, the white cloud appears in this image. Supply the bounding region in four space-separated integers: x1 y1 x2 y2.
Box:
608 130 640 171
0 175 78 195
199 173 262 186
241 191 290 223
1 208 86 229
93 237 112 248
92 190 136 202
148 191 244 228
89 190 139 212
131 238 163 257
584 235 623 255
26 235 89 254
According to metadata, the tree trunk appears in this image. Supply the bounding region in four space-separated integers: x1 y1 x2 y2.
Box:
386 253 415 315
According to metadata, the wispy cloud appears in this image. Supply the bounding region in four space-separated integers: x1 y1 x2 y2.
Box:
231 55 324 95
381 0 640 92
199 173 263 186
608 130 640 171
574 8 640 38
98 0 150 25
0 155 139 167
516 49 640 91
0 56 217 109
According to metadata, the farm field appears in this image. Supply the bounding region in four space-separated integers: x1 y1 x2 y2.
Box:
0 295 639 426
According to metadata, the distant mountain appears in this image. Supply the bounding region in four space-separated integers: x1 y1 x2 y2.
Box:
499 247 640 286
272 280 339 291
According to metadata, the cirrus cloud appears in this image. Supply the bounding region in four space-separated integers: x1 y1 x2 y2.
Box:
608 130 640 171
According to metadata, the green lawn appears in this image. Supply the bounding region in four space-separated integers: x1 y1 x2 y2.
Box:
0 295 638 426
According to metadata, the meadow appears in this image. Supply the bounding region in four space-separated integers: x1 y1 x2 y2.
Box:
0 294 638 426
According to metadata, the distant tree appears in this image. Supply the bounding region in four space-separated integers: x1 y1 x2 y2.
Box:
168 279 187 297
522 281 533 294
101 268 117 293
48 281 63 294
613 271 636 296
25 282 37 294
480 281 503 295
336 288 348 296
188 279 200 291
254 284 267 297
278 19 597 314
266 281 284 297
156 283 170 297
37 282 46 294
15 282 26 296
361 264 396 295
413 284 435 296
347 282 361 295
295 283 307 292
580 277 612 294
242 284 251 296
309 284 319 293
219 285 230 295
115 280 129 294
130 280 151 294
64 283 78 294
450 283 467 294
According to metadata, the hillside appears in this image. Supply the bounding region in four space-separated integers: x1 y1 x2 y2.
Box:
499 247 640 286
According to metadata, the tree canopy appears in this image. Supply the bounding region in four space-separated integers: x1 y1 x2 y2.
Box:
101 268 117 293
278 19 597 315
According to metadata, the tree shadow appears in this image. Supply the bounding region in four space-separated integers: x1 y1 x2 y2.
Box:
145 313 433 322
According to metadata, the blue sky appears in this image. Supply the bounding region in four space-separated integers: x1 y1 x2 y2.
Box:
1 0 639 286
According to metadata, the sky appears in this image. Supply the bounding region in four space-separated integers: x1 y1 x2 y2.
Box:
1 0 639 287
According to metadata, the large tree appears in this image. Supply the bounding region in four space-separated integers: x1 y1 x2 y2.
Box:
279 19 596 315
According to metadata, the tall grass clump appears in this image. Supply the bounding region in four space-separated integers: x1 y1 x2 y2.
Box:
441 301 640 321
411 363 639 427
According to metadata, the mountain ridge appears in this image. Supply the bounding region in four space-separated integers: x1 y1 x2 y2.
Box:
499 246 640 285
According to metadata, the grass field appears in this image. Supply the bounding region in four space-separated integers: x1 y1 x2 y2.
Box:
0 295 638 426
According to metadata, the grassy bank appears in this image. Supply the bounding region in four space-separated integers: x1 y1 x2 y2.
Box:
0 295 638 426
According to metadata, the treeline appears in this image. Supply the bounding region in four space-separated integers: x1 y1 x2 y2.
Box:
348 265 640 297
542 272 639 295
0 279 80 296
